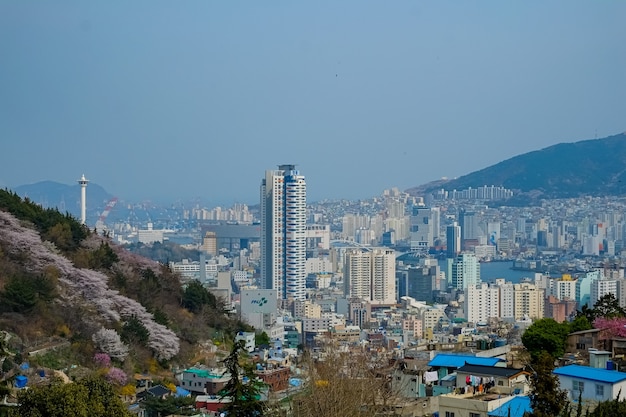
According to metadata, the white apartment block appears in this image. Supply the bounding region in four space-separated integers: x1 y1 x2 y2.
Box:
302 317 332 333
344 249 372 300
344 248 396 304
371 248 396 304
549 275 578 300
465 283 500 323
495 278 515 320
305 257 333 274
590 277 621 307
306 224 330 250
474 244 496 260
169 259 218 280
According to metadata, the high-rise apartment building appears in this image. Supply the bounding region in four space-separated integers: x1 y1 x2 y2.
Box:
344 248 396 304
260 165 307 301
495 279 515 320
459 210 480 247
513 282 544 320
590 276 621 307
450 253 481 290
410 206 437 251
548 274 577 301
465 283 500 323
446 222 461 258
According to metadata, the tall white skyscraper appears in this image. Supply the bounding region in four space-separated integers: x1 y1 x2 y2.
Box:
260 165 307 301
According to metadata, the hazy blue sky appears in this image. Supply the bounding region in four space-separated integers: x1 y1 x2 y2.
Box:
1 1 625 205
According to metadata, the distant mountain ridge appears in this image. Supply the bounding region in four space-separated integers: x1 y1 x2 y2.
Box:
11 180 113 216
409 132 626 199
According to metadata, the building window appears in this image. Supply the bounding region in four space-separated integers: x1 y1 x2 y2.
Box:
469 413 481 417
445 412 455 417
596 384 604 397
573 380 584 393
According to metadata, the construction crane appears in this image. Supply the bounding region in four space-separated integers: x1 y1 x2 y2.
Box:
95 197 118 233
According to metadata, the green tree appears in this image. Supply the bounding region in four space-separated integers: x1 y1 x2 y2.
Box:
570 314 592 333
220 340 266 416
1 276 37 312
593 293 625 319
44 222 74 252
121 315 150 346
9 374 132 417
527 351 568 417
576 303 596 324
181 280 216 313
81 375 134 417
89 242 119 270
589 394 626 416
522 318 570 360
255 331 271 347
142 395 195 417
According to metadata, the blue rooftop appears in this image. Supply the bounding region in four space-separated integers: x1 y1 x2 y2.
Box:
553 365 626 384
488 396 532 417
428 354 503 368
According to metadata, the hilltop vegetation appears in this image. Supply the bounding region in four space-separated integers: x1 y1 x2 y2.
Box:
0 189 248 377
411 132 626 199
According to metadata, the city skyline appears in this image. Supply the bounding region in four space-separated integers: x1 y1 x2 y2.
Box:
1 2 625 204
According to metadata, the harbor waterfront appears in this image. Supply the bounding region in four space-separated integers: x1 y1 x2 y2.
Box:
438 260 537 284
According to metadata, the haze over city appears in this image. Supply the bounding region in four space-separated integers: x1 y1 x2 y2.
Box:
1 1 625 204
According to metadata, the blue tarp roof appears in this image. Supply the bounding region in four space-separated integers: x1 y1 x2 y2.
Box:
553 365 626 384
175 386 190 397
427 354 503 368
15 375 28 388
488 396 532 417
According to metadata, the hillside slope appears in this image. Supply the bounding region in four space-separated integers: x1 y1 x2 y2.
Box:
0 190 246 375
411 132 626 199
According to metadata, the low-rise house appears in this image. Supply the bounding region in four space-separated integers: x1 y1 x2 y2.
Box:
428 354 505 380
180 368 230 395
255 365 290 392
566 329 601 354
553 364 626 403
455 364 529 396
391 357 429 398
136 384 172 402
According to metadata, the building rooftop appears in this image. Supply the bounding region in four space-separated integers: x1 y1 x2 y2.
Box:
428 354 504 368
457 364 527 378
488 396 532 417
553 364 626 383
184 368 227 379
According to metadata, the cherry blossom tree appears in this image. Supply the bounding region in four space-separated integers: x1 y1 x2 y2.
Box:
93 353 111 368
0 211 181 360
593 317 626 340
106 367 128 386
92 328 129 361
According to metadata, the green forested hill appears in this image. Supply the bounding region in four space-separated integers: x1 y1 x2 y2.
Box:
412 132 626 199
